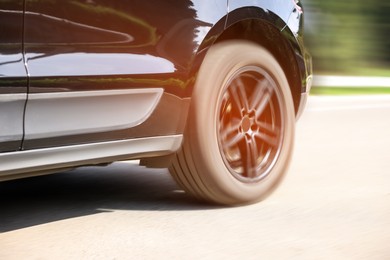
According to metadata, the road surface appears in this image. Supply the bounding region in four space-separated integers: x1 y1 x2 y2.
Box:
1 95 389 259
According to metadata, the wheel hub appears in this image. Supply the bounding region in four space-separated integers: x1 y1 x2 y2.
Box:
240 115 251 133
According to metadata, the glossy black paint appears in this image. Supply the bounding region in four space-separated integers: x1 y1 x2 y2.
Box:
24 0 226 95
0 1 27 152
0 0 311 151
0 1 26 83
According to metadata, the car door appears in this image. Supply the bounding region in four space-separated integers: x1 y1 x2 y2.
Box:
22 0 226 150
0 1 28 153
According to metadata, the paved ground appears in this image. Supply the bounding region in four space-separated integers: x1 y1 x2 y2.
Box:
0 95 389 259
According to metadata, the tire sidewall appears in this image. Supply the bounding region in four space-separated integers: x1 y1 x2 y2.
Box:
188 41 295 204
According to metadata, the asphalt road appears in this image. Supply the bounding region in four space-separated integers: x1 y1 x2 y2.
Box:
1 95 389 259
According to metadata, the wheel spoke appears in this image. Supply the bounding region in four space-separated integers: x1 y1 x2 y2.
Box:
254 131 278 147
249 79 267 111
257 121 280 135
254 91 272 120
219 118 241 139
223 132 245 149
243 136 259 178
228 157 243 170
229 77 249 112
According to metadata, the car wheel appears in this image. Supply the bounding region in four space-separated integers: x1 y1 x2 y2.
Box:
169 41 295 205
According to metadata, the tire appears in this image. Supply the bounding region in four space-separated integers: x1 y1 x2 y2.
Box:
169 41 295 205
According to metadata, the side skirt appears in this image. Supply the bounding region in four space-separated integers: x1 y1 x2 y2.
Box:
0 135 182 181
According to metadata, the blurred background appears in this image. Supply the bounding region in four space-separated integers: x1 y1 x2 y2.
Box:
302 0 390 77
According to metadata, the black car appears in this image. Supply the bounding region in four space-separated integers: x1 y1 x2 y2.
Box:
0 0 312 205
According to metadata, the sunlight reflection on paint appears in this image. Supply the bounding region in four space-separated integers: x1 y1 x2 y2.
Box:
26 53 176 77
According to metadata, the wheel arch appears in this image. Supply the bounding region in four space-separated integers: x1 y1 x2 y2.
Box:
191 7 304 115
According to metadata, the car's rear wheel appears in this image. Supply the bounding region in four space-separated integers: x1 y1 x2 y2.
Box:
169 41 295 205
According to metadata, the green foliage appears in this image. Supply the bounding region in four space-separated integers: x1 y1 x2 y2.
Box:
311 87 390 96
302 0 390 75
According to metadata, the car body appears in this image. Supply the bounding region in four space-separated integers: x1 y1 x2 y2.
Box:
0 0 312 205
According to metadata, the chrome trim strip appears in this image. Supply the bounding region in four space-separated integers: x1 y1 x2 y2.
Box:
0 93 27 102
0 135 183 178
27 88 162 100
25 88 163 139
